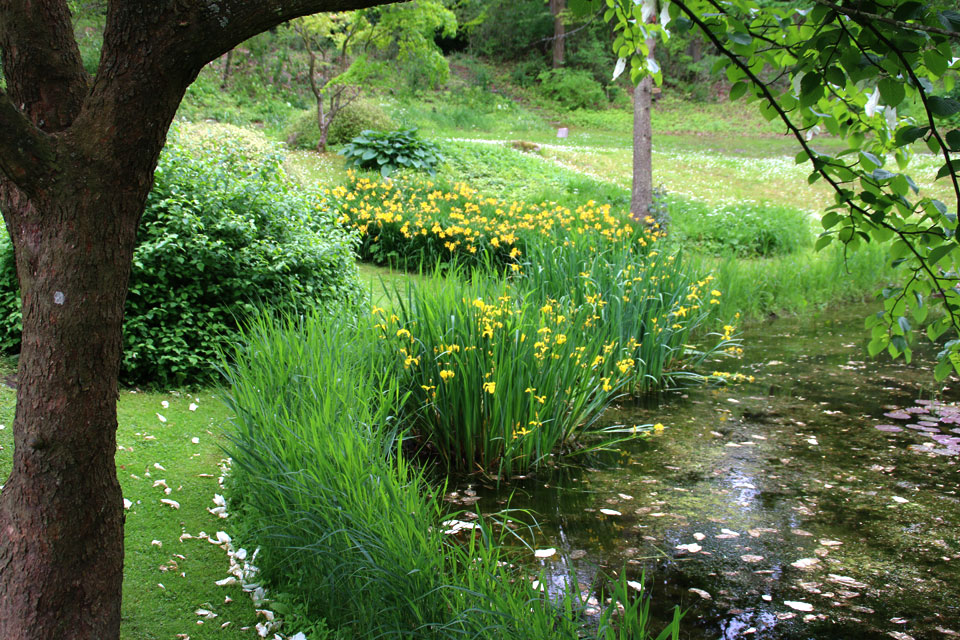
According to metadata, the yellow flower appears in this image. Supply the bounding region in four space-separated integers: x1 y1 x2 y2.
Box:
653 423 665 433
483 381 496 394
711 290 722 297
439 369 455 382
396 328 411 340
371 305 385 315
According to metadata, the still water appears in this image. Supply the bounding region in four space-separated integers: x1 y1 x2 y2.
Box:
462 305 960 639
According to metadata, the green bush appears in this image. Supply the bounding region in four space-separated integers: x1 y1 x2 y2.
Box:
340 129 443 178
666 196 813 257
283 99 395 150
0 123 365 386
537 68 607 110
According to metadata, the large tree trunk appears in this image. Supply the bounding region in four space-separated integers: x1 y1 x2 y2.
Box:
631 39 656 223
0 175 145 638
550 0 566 68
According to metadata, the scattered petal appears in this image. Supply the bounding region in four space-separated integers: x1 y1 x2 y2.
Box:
191 437 200 444
676 543 702 553
819 539 843 547
156 413 167 423
189 403 198 411
215 576 238 587
741 555 764 563
123 498 133 510
784 601 814 612
689 588 712 600
160 499 180 509
534 548 557 558
891 496 909 504
693 532 705 541
161 401 169 409
599 508 621 516
791 558 820 570
626 580 644 592
151 540 162 548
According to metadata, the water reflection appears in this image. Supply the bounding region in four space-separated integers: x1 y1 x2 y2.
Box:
466 305 960 638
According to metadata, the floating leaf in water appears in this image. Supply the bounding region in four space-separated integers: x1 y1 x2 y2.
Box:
741 555 764 563
693 532 705 541
819 539 842 547
676 543 702 553
875 425 903 432
791 558 820 569
618 493 633 500
599 508 621 516
827 574 867 589
883 411 912 420
688 588 711 600
784 601 814 612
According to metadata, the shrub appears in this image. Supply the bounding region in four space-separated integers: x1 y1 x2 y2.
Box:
0 123 365 386
666 196 813 257
339 129 443 178
537 68 607 110
283 99 395 150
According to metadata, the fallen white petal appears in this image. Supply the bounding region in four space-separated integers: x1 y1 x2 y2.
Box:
534 548 556 558
689 588 711 600
191 437 200 444
215 576 238 587
123 498 133 510
599 509 621 516
626 580 643 592
151 540 162 548
156 413 167 423
154 463 166 471
676 543 701 553
189 403 198 411
892 496 909 504
161 401 169 409
160 499 180 509
784 601 814 612
791 558 820 569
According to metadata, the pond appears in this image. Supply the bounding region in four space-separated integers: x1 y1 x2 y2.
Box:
456 304 960 639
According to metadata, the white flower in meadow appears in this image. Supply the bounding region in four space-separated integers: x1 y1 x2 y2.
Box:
191 437 200 444
161 401 169 409
189 403 198 412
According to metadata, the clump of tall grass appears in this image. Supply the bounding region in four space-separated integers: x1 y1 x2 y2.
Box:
221 309 681 639
380 235 739 475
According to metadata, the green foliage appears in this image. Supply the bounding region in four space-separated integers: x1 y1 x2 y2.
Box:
0 227 18 355
0 124 363 386
221 308 683 639
339 129 443 178
666 196 813 257
607 0 960 379
283 99 395 150
537 68 608 110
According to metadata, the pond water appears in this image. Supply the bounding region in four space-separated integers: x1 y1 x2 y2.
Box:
457 304 960 639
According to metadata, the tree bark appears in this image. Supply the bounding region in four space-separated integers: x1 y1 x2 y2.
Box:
550 0 566 68
631 38 656 223
0 2 396 638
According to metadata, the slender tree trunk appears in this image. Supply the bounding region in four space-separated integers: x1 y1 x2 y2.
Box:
221 49 234 88
0 173 145 639
550 0 566 68
631 39 656 223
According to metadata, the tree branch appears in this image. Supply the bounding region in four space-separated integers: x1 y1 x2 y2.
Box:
0 0 89 131
0 90 55 196
811 0 960 41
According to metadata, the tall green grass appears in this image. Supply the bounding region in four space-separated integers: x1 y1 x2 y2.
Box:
221 309 682 638
693 242 895 321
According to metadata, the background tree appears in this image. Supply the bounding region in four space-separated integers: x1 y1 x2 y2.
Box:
0 2 396 639
607 0 960 373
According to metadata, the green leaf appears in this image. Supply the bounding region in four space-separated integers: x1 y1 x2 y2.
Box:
824 66 845 87
924 50 949 77
935 357 953 381
729 81 749 101
898 316 912 334
821 211 841 229
729 31 753 46
936 162 957 181
878 78 905 107
814 234 833 251
946 130 960 152
928 243 955 266
896 126 929 146
929 96 960 118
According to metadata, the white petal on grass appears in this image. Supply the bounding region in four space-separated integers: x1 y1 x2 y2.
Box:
195 608 218 619
626 580 644 592
189 403 198 412
290 634 308 640
215 576 238 587
160 498 180 509
151 540 162 548
123 498 133 510
599 508 621 516
191 437 200 444
154 463 166 471
892 496 909 504
617 493 633 500
156 413 167 423
161 400 169 409
784 601 814 612
534 548 557 558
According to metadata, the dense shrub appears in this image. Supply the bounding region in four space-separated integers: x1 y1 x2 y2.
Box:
283 99 395 150
537 68 608 110
666 196 813 257
0 123 364 386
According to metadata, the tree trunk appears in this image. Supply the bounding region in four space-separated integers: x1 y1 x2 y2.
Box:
550 0 566 68
631 39 656 223
221 49 234 88
0 176 144 639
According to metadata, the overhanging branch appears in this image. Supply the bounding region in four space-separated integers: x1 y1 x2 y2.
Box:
0 91 55 195
812 0 960 41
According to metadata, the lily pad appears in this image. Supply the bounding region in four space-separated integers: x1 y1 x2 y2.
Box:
875 424 903 432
